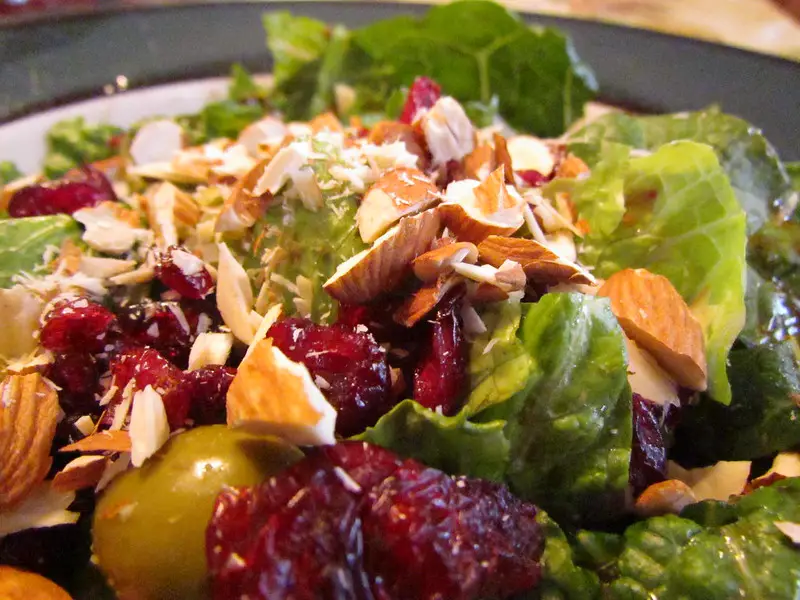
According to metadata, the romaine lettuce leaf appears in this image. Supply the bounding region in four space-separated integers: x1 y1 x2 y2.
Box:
356 399 509 481
43 117 122 179
0 215 82 288
488 293 632 525
740 267 798 346
0 161 21 186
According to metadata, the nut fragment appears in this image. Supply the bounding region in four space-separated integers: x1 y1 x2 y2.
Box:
477 235 595 285
463 134 515 184
555 153 590 179
59 430 132 454
309 111 343 133
0 374 59 509
356 167 439 243
216 158 273 233
634 480 697 517
0 566 72 600
216 242 257 344
368 121 429 169
421 96 475 166
51 455 108 493
412 241 479 282
598 269 707 390
394 275 461 327
324 209 441 304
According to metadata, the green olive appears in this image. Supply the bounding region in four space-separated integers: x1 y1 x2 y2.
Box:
92 425 302 600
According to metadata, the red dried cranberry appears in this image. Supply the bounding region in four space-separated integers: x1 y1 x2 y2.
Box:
399 77 442 124
40 297 118 355
517 169 549 188
107 347 189 430
630 393 668 494
268 318 393 437
155 246 215 300
47 352 100 416
413 294 467 415
185 365 236 426
7 166 116 218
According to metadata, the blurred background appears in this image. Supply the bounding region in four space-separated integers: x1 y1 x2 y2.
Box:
1 0 799 60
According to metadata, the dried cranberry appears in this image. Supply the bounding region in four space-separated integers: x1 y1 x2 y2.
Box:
399 77 442 124
517 169 549 188
40 297 118 355
7 165 116 218
47 352 100 416
185 365 236 426
413 295 467 415
107 347 190 429
268 318 393 437
155 246 215 300
630 393 668 494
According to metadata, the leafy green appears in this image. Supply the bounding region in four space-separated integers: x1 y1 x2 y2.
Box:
787 162 800 194
356 399 509 481
228 63 269 102
178 100 265 146
487 293 632 525
605 478 800 599
748 219 800 298
673 340 800 464
43 117 122 178
263 0 597 135
0 215 82 288
0 161 21 186
740 267 798 346
571 530 625 582
581 142 747 405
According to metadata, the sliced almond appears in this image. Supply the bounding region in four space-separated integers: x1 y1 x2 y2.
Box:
492 133 515 184
129 119 183 166
0 566 73 600
774 522 800 545
59 430 132 454
0 374 59 509
144 183 182 247
598 269 707 390
0 286 45 359
667 460 751 502
216 242 256 344
187 332 234 371
412 241 479 283
463 143 495 181
477 235 595 285
238 116 289 157
73 201 149 255
421 96 475 166
324 209 441 304
368 121 428 170
356 167 439 243
129 385 170 467
555 153 590 179
226 338 336 446
468 281 510 303
634 480 697 517
394 274 461 327
309 111 343 133
625 336 680 408
506 135 555 177
51 455 108 493
216 158 273 233
54 238 82 276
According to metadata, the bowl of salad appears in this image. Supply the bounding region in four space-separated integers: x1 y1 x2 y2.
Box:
0 1 798 599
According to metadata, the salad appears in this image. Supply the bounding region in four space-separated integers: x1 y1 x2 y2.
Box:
0 1 799 598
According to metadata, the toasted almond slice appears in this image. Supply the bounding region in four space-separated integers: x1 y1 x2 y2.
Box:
0 566 73 600
625 337 680 408
598 269 707 390
54 239 82 276
188 332 234 371
412 241 479 283
667 460 751 502
145 182 182 247
108 265 156 287
506 135 555 176
238 116 289 156
73 201 148 255
0 286 44 359
634 480 697 517
51 455 108 493
129 385 170 467
492 133 515 184
129 119 183 165
324 209 441 304
477 235 595 285
463 143 495 181
368 121 428 170
394 275 461 327
216 242 256 344
59 430 132 454
309 111 343 133
356 167 439 243
216 158 273 233
78 256 137 280
226 339 336 446
246 304 284 359
555 153 590 179
468 281 510 303
0 374 59 510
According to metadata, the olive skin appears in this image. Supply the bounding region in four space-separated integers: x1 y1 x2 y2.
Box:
93 426 303 600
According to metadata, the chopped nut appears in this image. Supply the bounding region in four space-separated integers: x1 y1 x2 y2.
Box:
368 121 428 170
492 133 515 184
598 269 707 390
216 158 273 233
309 111 344 133
412 241 479 282
506 135 555 176
129 385 170 467
51 455 108 493
394 274 462 327
421 96 475 166
59 430 132 454
555 153 590 179
216 242 257 344
0 286 45 359
666 460 751 502
187 332 234 371
634 480 697 517
129 119 183 165
73 201 149 255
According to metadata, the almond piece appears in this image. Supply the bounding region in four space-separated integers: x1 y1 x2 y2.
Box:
368 121 429 170
309 111 344 133
468 281 510 303
51 455 108 493
774 522 800 545
477 235 595 285
506 135 555 176
129 385 170 467
440 167 525 243
463 143 495 181
226 338 336 446
324 209 441 304
634 480 697 517
0 374 59 509
555 153 590 179
421 96 475 166
216 158 273 233
598 269 707 390
216 242 257 344
412 241 479 283
492 133 515 184
356 167 439 243
59 430 132 454
394 275 462 327
0 566 72 600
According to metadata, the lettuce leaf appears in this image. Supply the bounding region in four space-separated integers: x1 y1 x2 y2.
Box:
0 161 21 187
0 215 82 288
356 399 509 481
43 117 122 179
487 293 632 525
228 63 269 103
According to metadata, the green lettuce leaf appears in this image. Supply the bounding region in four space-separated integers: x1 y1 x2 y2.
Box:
0 215 82 288
178 100 265 146
356 399 509 481
748 219 800 298
0 161 21 186
740 267 798 346
488 293 632 525
228 63 269 103
584 142 747 405
787 162 800 194
605 478 800 599
43 117 122 179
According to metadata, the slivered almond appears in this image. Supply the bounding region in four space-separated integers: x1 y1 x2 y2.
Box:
324 209 441 304
216 158 273 233
0 566 72 600
394 275 462 327
477 235 595 285
634 480 697 517
412 241 479 282
598 269 707 390
309 111 343 133
51 455 108 493
493 133 515 184
356 167 439 243
173 188 202 228
226 339 336 446
555 153 590 179
0 374 59 510
59 430 132 454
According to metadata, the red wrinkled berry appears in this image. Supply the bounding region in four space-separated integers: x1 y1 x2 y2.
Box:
268 318 393 437
40 297 118 355
47 352 100 416
107 347 190 430
413 295 467 415
517 169 549 188
185 365 236 426
630 393 668 494
399 76 442 124
155 246 214 300
8 166 116 218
